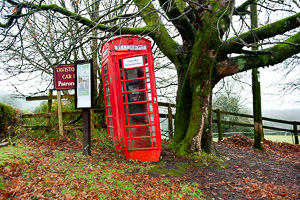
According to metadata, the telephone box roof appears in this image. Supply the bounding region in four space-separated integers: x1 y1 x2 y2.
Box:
101 35 151 55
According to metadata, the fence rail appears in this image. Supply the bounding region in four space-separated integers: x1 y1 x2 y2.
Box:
21 94 299 144
212 109 299 144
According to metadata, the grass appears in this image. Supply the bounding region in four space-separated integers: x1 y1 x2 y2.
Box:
0 142 205 199
264 135 295 144
0 145 32 167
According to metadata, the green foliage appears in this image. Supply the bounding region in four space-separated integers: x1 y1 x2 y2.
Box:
25 100 81 139
34 100 77 126
0 102 21 138
0 175 5 189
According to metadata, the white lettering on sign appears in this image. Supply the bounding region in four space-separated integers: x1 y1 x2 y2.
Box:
58 81 75 86
115 45 147 51
123 56 144 68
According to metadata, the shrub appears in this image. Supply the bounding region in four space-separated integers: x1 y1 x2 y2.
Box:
0 102 20 138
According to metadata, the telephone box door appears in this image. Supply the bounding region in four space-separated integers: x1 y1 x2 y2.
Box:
117 54 161 156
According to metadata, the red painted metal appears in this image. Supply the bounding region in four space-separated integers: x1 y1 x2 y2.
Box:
100 35 162 162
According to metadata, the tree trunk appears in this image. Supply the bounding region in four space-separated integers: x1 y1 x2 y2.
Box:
170 33 218 155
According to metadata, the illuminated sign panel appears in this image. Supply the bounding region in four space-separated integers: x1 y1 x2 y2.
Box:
115 45 147 51
123 56 143 68
75 61 94 109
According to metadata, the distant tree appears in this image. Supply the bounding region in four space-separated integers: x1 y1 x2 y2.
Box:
213 77 252 134
270 57 300 103
1 0 299 155
0 93 22 108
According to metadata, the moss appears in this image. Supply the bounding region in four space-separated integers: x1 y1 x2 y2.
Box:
172 65 192 145
237 58 246 71
221 13 300 55
149 161 189 176
190 152 230 170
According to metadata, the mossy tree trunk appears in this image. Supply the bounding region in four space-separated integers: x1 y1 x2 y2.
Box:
171 25 221 155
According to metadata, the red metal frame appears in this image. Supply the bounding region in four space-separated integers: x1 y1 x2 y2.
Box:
100 36 162 162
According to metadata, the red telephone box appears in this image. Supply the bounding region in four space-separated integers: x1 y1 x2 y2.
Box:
100 35 162 162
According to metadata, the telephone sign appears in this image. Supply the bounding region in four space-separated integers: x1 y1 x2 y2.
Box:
100 35 162 162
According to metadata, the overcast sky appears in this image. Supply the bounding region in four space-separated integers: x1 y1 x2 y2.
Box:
0 0 299 112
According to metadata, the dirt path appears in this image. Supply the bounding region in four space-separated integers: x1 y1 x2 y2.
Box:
158 135 300 199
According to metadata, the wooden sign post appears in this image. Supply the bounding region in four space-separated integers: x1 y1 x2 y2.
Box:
82 109 91 156
53 64 76 138
75 60 94 156
57 90 64 137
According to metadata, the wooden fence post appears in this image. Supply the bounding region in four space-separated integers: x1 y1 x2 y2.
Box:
168 103 173 139
46 90 53 131
57 90 64 137
216 109 223 141
293 122 299 145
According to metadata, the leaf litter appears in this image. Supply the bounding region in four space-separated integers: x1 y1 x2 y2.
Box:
0 134 299 199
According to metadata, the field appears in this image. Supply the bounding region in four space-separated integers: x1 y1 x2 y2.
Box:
264 135 295 144
213 133 297 144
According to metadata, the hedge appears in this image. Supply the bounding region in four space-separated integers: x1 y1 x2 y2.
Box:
0 102 19 137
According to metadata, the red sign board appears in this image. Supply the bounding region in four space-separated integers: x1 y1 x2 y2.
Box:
54 64 75 90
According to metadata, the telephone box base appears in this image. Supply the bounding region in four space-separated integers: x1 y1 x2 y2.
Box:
126 150 161 162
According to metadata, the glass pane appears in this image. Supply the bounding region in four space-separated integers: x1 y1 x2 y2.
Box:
153 138 157 147
151 114 154 124
127 139 131 150
123 94 126 103
146 72 149 77
131 138 152 149
120 71 124 80
147 78 151 89
130 126 151 137
109 128 114 135
149 102 153 112
125 79 145 91
129 114 149 125
121 82 125 92
152 126 155 136
107 107 112 116
106 96 111 105
148 91 152 101
104 75 109 85
125 68 144 80
124 105 127 115
127 91 147 103
128 103 148 114
105 86 109 95
126 128 130 137
144 55 148 65
145 66 149 73
108 117 113 126
119 60 122 69
103 65 107 74
125 117 128 126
